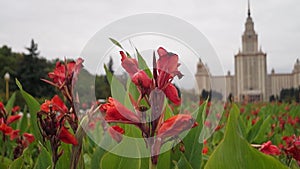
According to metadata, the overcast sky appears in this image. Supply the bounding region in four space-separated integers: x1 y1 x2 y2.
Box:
1 0 300 75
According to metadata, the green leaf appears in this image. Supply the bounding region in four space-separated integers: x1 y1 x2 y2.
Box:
181 101 206 169
246 116 264 142
204 104 288 169
253 115 272 143
56 143 71 169
91 147 106 169
104 64 126 103
176 153 193 169
33 146 52 169
135 48 152 78
100 152 141 169
16 79 42 143
5 92 16 114
157 151 171 169
0 156 12 169
109 38 124 50
9 156 24 169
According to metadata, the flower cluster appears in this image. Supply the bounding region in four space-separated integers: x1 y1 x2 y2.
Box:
282 135 300 165
0 102 34 159
39 58 83 168
100 47 197 164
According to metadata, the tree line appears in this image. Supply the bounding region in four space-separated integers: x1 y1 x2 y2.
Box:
0 40 111 104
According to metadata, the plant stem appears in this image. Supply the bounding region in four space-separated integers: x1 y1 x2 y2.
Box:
149 157 156 169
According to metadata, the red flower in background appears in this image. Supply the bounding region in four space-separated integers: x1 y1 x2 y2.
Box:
100 97 140 124
282 135 300 164
11 106 20 114
58 126 78 145
0 120 13 135
202 147 209 155
0 102 4 112
259 141 281 156
108 125 125 143
23 133 35 144
7 114 22 125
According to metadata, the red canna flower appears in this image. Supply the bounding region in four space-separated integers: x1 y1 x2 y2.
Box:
58 126 78 145
120 51 139 77
9 129 20 140
7 114 22 125
47 58 83 87
156 47 183 105
120 51 152 90
202 147 209 154
259 141 281 156
152 114 197 164
157 114 198 139
131 70 152 89
282 135 300 164
0 102 4 112
162 83 181 106
23 133 35 144
41 95 68 114
156 47 183 86
11 106 20 114
0 120 13 135
100 97 140 123
108 125 125 143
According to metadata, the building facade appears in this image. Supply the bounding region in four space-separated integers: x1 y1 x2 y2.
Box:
195 5 300 102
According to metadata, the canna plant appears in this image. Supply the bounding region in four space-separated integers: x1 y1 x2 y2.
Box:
1 38 298 169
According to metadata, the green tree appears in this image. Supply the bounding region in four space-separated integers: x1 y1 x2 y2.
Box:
16 39 56 98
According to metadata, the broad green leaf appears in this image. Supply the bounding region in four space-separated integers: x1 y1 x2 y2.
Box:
56 143 71 169
0 156 12 169
253 115 272 143
181 101 206 169
91 147 106 169
9 156 24 169
246 116 264 142
16 79 42 144
157 151 171 169
104 64 126 103
204 104 288 169
100 152 141 169
33 146 52 169
176 153 193 169
5 92 16 114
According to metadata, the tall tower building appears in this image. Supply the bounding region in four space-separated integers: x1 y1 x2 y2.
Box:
195 1 299 102
235 1 267 102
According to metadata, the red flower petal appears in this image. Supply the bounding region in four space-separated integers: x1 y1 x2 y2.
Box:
7 114 22 125
163 83 181 105
100 97 140 123
108 125 125 143
12 106 20 113
132 70 152 89
9 130 20 140
259 141 281 156
120 51 139 77
157 114 197 139
23 133 35 144
0 122 13 135
0 102 4 111
58 126 78 145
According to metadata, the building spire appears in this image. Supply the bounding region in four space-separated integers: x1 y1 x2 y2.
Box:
248 0 251 17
